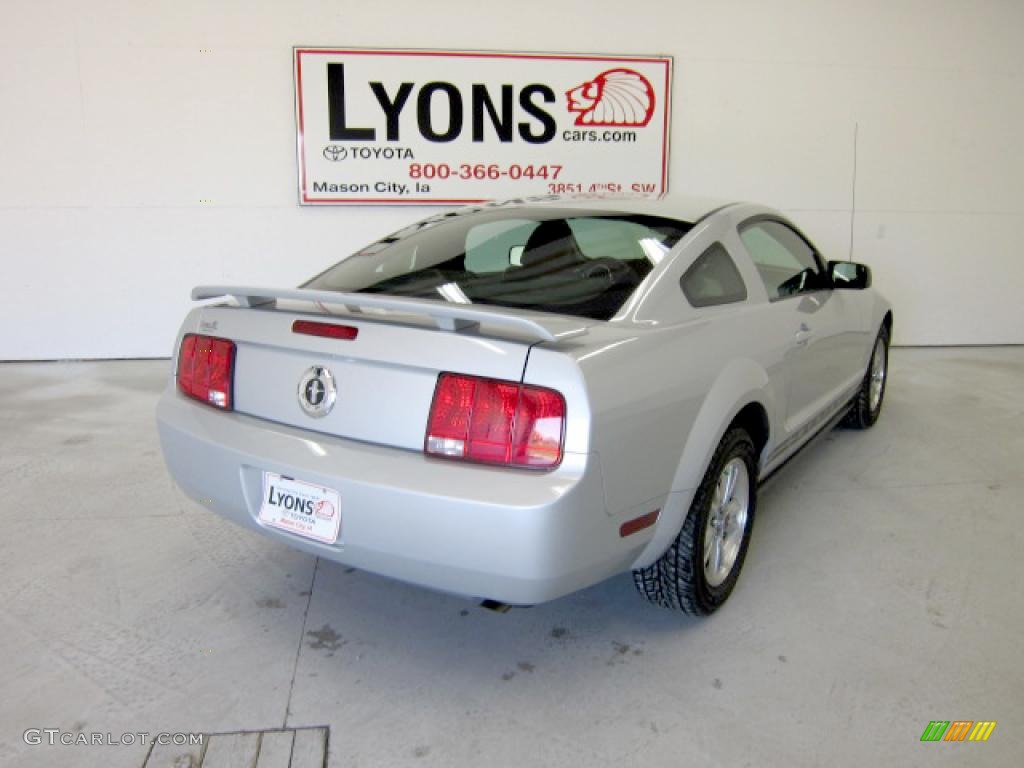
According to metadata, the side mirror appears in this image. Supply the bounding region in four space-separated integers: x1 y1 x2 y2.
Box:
508 245 525 267
828 260 871 290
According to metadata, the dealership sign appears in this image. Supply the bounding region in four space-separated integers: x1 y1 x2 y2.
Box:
294 48 672 205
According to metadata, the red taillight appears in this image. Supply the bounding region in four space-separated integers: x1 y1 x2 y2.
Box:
292 320 359 340
177 334 235 410
425 373 565 468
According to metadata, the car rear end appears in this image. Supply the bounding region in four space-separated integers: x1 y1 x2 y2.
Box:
157 203 695 603
156 300 639 604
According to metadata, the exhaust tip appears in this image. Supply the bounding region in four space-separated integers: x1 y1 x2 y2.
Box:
479 599 512 613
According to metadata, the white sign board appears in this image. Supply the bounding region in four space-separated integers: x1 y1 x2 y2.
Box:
294 48 672 205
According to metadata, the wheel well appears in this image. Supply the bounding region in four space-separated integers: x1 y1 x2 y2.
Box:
882 311 893 337
730 402 769 464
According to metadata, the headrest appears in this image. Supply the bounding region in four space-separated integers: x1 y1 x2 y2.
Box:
521 220 582 269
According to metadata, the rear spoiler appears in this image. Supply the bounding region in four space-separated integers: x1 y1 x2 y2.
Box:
192 285 588 344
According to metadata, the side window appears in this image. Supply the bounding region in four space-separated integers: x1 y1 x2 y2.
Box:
568 218 649 261
739 220 824 300
464 220 538 273
681 243 748 307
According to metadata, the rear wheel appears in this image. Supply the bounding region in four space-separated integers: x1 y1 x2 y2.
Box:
843 325 889 429
633 427 757 616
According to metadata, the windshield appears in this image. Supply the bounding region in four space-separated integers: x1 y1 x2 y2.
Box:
303 207 691 321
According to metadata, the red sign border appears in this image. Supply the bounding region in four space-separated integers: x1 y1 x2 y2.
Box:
294 47 672 205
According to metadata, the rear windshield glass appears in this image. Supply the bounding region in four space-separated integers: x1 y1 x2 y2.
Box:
304 207 691 321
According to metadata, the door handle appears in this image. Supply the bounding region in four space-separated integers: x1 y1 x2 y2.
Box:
794 323 812 347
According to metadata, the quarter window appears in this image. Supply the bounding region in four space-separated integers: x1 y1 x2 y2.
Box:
740 220 825 300
681 243 747 307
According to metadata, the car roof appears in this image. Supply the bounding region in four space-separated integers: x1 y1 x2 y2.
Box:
484 194 740 224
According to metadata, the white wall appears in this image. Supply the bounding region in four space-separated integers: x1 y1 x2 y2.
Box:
2 0 1022 359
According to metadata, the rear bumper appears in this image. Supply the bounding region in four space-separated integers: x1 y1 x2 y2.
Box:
156 388 641 604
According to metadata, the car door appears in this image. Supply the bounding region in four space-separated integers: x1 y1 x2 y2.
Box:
737 218 851 433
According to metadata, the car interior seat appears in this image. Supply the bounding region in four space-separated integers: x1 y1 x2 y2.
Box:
507 220 587 278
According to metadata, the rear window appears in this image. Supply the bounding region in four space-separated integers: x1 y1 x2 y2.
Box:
304 207 691 321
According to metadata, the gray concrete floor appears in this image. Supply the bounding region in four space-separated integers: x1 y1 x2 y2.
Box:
1 348 1021 768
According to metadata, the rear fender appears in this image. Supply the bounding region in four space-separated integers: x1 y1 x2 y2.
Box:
630 358 775 569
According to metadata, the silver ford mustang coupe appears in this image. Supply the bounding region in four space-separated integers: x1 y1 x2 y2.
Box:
157 196 892 615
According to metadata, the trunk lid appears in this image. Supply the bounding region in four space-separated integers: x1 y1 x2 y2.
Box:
188 292 593 453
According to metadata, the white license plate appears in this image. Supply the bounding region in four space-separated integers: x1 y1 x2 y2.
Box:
258 472 341 544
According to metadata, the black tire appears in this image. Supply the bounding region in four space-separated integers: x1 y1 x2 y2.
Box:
633 428 757 616
843 325 889 429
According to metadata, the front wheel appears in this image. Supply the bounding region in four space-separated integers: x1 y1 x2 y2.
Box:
843 325 889 429
633 427 757 616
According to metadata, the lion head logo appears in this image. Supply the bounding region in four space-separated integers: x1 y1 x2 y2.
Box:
565 68 656 127
314 499 336 521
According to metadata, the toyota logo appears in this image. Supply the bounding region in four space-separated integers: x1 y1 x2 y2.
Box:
322 145 347 161
298 366 337 417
